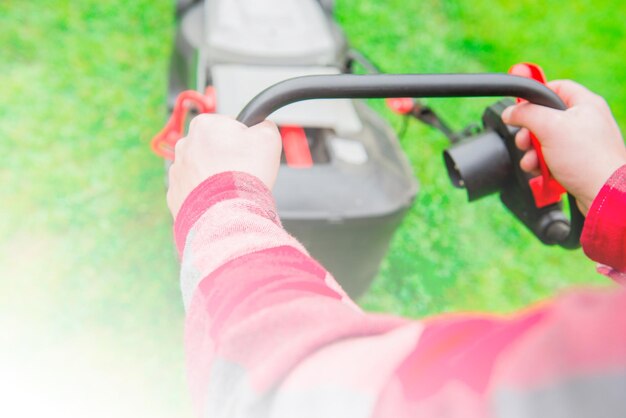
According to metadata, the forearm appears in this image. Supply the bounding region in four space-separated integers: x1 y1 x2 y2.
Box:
176 169 626 418
176 172 416 417
174 171 316 308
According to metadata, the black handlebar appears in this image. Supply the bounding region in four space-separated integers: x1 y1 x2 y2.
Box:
236 73 582 249
236 73 566 125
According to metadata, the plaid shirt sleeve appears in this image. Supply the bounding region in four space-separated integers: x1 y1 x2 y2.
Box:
175 170 626 418
581 164 626 285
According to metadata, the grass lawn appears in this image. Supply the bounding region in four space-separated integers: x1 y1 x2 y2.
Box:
1 0 624 416
337 0 626 316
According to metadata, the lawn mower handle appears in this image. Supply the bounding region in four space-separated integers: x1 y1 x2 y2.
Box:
236 73 583 249
236 73 566 125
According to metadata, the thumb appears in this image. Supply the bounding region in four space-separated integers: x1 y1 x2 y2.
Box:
247 119 283 159
249 119 280 138
501 102 563 145
248 120 283 156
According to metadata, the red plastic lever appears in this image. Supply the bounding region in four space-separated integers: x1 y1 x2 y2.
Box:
151 87 217 160
509 63 566 208
280 126 313 168
385 97 415 115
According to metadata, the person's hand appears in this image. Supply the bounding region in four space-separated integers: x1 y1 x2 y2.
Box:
167 114 282 218
501 80 626 215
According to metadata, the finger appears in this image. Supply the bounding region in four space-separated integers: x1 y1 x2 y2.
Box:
174 136 187 153
172 137 187 162
248 120 283 154
509 63 534 78
501 103 562 145
167 161 178 187
520 149 539 173
249 119 280 138
189 113 244 135
515 128 531 151
547 80 600 108
166 180 178 217
188 113 218 133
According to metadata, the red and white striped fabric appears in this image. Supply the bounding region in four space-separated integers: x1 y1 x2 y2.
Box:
175 165 626 418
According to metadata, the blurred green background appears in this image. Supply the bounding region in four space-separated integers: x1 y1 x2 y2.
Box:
1 0 624 416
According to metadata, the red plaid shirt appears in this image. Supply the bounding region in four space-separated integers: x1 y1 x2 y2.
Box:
176 165 626 418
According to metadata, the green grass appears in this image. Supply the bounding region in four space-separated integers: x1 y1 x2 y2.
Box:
0 0 624 416
335 0 626 316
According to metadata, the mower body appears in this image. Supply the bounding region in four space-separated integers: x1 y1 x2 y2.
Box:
169 0 418 297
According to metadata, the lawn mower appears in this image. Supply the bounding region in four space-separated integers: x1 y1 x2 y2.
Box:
151 0 583 297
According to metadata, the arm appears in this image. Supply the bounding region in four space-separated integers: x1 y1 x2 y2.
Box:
168 115 420 417
175 176 626 418
170 112 626 418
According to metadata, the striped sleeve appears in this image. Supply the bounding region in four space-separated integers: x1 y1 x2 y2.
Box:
175 171 626 418
174 172 422 418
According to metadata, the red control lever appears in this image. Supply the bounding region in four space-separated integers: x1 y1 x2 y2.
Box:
151 87 217 160
280 126 313 168
385 97 416 115
509 63 566 208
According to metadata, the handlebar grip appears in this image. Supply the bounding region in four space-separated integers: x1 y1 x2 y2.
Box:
236 73 566 126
